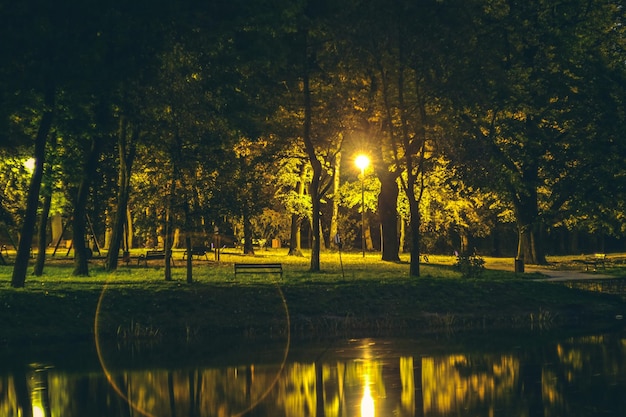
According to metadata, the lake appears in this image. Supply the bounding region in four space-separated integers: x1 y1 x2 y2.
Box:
1 326 626 416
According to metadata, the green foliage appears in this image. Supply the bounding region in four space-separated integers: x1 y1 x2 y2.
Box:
251 208 291 243
455 253 486 279
339 175 380 213
0 154 31 227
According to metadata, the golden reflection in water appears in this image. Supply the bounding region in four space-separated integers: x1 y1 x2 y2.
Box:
399 356 415 415
3 335 625 416
422 354 519 415
361 384 374 417
32 405 45 417
360 339 376 417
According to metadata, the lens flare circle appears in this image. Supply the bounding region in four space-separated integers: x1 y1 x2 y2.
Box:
94 279 291 417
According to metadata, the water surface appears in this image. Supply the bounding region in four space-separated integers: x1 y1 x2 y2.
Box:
1 328 625 416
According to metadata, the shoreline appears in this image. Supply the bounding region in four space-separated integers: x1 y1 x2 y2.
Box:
2 278 625 347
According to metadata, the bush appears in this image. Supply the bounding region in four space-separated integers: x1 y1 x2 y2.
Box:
455 253 486 278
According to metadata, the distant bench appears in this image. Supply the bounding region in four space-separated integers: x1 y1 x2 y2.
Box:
234 263 283 278
573 253 606 272
138 250 174 267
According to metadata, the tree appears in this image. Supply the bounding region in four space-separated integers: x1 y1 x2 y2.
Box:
33 138 58 276
105 119 138 271
11 85 55 286
450 0 626 263
2 0 57 286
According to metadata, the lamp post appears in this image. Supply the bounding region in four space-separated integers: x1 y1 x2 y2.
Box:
355 154 370 257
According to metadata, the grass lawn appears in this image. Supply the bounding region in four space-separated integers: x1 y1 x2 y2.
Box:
1 248 626 346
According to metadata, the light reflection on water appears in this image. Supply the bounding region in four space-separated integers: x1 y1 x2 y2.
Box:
2 330 626 417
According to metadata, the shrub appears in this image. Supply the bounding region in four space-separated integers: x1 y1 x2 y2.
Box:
455 253 486 278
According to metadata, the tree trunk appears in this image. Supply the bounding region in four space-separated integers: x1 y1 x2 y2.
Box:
288 163 306 256
11 83 54 288
73 137 102 276
106 120 137 271
33 183 52 276
378 171 400 261
399 217 406 253
408 198 421 277
288 214 304 256
243 205 255 255
329 151 341 250
364 214 373 251
185 232 193 283
183 186 193 283
301 30 321 272
164 174 176 281
514 185 547 264
125 207 133 249
306 144 322 271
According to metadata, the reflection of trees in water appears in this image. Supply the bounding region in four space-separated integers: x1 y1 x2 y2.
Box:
549 335 626 417
1 336 626 416
422 354 521 415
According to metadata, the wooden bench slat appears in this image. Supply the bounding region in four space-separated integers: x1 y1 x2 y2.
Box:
234 263 283 278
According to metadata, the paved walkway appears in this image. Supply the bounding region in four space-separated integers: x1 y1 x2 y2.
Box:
483 260 615 281
522 265 614 281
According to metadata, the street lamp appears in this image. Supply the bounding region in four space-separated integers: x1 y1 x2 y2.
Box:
355 154 370 257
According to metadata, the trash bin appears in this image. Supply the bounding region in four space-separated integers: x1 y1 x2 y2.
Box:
514 258 524 273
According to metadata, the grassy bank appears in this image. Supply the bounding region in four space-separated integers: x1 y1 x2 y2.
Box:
1 249 626 345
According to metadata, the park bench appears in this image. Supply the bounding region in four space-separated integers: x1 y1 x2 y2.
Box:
182 246 209 260
137 250 174 267
234 263 283 278
574 253 607 272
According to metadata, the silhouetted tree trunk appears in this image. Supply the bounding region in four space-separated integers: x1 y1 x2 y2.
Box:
243 205 255 255
11 82 54 287
288 163 306 257
364 215 374 251
34 137 55 276
329 151 341 250
289 215 303 256
106 119 138 271
378 170 400 261
301 30 322 272
512 167 547 264
164 168 177 281
406 195 422 277
33 182 52 276
183 189 193 283
73 136 102 276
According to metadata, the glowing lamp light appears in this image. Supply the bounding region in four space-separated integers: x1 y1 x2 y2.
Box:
355 154 370 173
